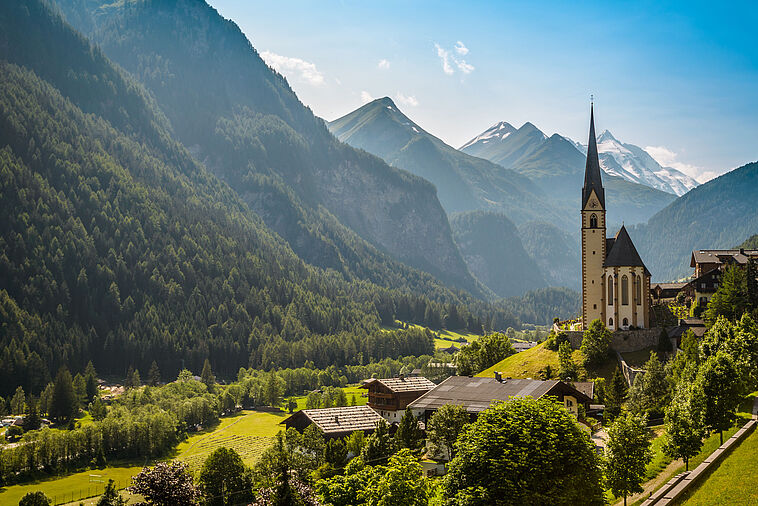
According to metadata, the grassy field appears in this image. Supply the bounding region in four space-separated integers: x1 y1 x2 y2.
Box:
289 385 368 411
476 341 583 379
680 426 758 505
381 321 480 350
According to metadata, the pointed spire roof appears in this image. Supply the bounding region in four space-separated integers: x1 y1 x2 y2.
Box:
604 225 650 275
582 103 605 209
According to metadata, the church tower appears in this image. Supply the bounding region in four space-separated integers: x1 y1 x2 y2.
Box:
581 104 607 330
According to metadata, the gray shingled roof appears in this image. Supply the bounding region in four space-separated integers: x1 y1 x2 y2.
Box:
361 376 436 393
407 376 588 414
284 405 383 434
582 104 605 209
604 225 650 275
691 249 758 266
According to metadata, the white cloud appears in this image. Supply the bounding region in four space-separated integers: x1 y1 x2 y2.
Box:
395 92 419 107
377 59 391 70
434 43 454 75
456 59 475 74
645 145 716 183
260 51 324 86
435 42 474 75
360 91 374 104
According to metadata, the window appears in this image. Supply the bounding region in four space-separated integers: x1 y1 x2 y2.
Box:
621 275 629 305
609 318 614 327
636 275 642 305
593 304 597 309
590 214 598 228
608 276 614 305
623 318 629 327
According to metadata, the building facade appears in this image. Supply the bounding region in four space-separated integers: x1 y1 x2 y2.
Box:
581 105 651 330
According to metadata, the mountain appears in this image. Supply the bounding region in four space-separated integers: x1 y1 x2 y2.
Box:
328 98 568 228
739 235 758 249
0 0 503 395
450 212 547 298
54 0 484 297
518 222 581 290
462 122 676 227
587 130 698 196
629 161 758 281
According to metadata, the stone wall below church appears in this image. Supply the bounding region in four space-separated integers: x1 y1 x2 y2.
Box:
556 325 661 353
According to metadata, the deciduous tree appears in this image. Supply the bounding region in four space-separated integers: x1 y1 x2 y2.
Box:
128 461 200 506
198 447 254 506
605 367 628 422
581 319 612 368
426 404 469 460
695 351 742 444
663 382 705 470
604 412 652 506
395 408 423 449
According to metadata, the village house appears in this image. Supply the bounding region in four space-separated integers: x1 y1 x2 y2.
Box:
360 375 436 422
407 374 593 424
281 405 384 439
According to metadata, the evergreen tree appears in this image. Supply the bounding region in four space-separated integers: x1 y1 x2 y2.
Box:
0 395 6 416
97 479 127 506
10 386 25 415
125 366 135 389
89 397 107 421
705 265 748 323
24 396 41 431
361 419 396 462
148 361 161 386
395 409 423 449
657 328 673 354
198 447 254 506
131 369 141 388
73 373 87 408
558 341 578 381
605 367 628 422
51 367 77 423
640 352 670 418
201 359 215 391
39 382 54 417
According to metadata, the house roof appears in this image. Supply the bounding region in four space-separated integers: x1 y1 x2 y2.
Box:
582 104 605 209
604 225 651 275
652 282 688 290
281 405 382 434
571 381 595 400
690 249 758 267
407 376 592 414
360 376 436 393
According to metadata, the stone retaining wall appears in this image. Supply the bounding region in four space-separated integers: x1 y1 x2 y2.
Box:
640 418 757 505
554 325 662 353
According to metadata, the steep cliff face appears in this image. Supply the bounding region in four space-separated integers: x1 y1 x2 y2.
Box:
56 0 483 296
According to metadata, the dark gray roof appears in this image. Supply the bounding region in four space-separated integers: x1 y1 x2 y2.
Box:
282 405 382 434
604 225 650 275
361 376 436 393
582 104 605 209
407 376 591 414
691 249 758 266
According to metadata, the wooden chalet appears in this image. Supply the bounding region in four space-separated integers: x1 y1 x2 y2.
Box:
360 375 436 422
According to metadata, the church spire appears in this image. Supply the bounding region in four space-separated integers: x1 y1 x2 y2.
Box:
582 102 605 209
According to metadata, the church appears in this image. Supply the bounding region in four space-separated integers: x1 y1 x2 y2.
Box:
581 105 651 331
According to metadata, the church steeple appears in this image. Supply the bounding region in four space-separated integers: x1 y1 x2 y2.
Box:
582 103 605 209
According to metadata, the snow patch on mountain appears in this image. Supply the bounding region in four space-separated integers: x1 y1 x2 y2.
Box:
460 121 516 150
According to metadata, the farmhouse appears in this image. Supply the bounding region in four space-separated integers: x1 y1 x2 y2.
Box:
360 375 436 422
281 405 383 439
407 375 592 423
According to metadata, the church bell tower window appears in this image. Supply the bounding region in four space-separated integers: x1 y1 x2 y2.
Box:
590 214 598 228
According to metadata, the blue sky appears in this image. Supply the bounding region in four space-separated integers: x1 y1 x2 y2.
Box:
209 0 758 182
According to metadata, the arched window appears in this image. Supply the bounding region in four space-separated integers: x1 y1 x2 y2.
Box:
608 275 614 305
621 275 629 305
623 318 629 327
609 318 614 327
636 275 642 305
589 214 598 228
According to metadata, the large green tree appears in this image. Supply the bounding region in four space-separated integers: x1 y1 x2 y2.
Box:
456 332 515 376
705 265 748 323
51 367 77 423
198 447 254 506
394 408 423 449
604 412 652 506
443 397 605 505
128 462 200 506
581 319 612 368
426 404 470 460
605 367 628 422
663 382 706 471
695 351 742 444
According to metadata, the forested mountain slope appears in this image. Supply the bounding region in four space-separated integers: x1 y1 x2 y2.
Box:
0 0 502 396
518 221 581 290
328 98 567 228
629 161 758 281
450 212 547 298
53 0 483 296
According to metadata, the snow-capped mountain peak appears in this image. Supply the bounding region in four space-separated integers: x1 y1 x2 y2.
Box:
597 129 618 143
460 121 516 150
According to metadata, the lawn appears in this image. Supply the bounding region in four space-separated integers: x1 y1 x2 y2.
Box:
174 410 287 472
289 384 368 411
381 321 480 350
476 341 584 380
680 426 758 505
